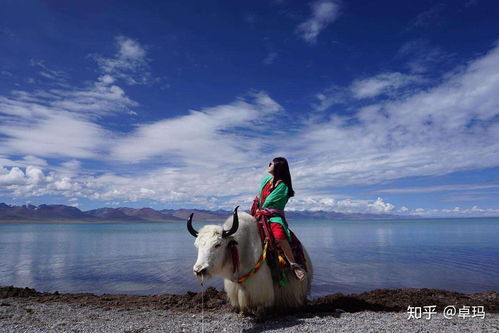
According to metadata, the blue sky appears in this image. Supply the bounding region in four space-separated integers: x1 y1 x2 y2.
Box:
1 0 499 217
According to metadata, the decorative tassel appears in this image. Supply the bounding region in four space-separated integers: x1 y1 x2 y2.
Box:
279 270 288 286
228 239 239 273
278 254 287 268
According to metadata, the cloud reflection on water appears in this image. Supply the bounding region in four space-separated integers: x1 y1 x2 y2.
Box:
0 219 498 297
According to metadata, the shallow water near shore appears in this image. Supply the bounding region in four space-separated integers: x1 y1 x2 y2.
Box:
0 218 498 297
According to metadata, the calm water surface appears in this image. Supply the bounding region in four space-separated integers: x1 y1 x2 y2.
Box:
0 218 498 297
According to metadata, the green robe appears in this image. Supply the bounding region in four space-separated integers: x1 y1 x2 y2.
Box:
258 175 291 241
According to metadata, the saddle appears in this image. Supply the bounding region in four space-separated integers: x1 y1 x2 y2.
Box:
250 197 306 285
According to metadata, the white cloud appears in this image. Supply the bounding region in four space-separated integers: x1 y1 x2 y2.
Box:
38 41 499 212
313 85 346 111
0 167 25 185
397 39 448 74
0 113 106 159
441 193 499 202
368 197 395 213
378 183 499 194
30 59 67 83
351 72 423 99
117 36 146 60
60 160 81 171
93 36 154 85
314 72 424 111
98 74 115 85
1 38 499 216
54 177 75 191
283 195 396 214
0 77 135 120
110 91 283 165
409 205 499 217
296 0 340 44
50 78 136 117
0 156 47 172
398 206 409 212
26 166 45 185
0 90 284 208
293 41 499 193
0 165 46 189
22 155 48 167
0 59 137 160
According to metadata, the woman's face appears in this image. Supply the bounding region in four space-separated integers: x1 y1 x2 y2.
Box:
268 161 275 175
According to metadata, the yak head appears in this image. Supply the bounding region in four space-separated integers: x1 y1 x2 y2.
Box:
187 206 239 281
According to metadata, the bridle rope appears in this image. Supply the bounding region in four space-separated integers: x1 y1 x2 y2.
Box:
201 275 204 333
236 239 270 284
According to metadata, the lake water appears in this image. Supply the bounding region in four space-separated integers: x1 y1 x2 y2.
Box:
0 218 498 298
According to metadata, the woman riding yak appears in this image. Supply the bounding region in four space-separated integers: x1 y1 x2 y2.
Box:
251 157 306 281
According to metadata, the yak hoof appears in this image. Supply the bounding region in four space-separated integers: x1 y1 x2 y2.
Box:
254 306 268 321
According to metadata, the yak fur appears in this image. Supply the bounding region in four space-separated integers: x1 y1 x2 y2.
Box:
193 212 312 315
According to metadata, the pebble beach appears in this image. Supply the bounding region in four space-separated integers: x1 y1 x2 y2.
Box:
1 286 498 332
1 298 499 332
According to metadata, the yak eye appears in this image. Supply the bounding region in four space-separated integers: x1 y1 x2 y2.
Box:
214 243 221 248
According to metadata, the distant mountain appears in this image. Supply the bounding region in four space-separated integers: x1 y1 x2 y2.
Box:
0 204 183 222
160 208 231 221
0 204 88 221
0 202 410 222
85 207 135 220
85 207 183 221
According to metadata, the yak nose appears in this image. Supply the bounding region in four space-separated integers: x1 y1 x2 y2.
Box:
193 264 208 276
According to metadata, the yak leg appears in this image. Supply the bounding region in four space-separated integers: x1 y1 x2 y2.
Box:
224 279 240 312
238 288 251 313
225 265 275 315
243 264 275 314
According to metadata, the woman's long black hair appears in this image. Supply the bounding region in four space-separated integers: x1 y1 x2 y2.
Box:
272 157 295 198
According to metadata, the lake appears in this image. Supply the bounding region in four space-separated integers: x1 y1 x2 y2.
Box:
0 218 498 298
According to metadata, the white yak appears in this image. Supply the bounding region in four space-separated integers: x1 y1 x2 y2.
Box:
187 207 312 315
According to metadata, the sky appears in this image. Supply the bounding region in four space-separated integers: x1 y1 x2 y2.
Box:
1 0 499 217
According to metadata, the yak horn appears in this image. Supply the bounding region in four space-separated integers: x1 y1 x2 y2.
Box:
187 213 198 237
222 206 239 238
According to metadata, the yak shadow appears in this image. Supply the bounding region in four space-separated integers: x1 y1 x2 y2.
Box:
304 295 400 314
241 295 397 332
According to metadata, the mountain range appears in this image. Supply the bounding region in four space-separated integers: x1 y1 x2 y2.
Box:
0 203 408 222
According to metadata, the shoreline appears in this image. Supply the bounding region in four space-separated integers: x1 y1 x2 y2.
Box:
2 285 497 314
